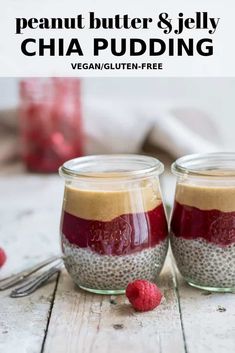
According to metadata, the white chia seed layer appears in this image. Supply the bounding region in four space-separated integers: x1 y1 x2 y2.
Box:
171 234 235 288
62 234 168 290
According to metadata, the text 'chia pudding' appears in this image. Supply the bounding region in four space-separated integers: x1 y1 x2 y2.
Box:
59 155 168 294
171 181 235 290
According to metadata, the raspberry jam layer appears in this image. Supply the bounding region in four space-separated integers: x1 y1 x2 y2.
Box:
62 203 168 256
171 201 235 246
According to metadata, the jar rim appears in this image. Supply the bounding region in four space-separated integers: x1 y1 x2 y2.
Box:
172 152 235 178
59 154 164 180
20 78 80 101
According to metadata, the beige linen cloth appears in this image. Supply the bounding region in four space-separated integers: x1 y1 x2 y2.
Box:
0 97 221 173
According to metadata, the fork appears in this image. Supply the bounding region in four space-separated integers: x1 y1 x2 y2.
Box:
0 255 61 291
10 262 62 298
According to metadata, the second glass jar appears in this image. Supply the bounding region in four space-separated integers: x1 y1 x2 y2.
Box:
170 152 235 292
59 155 168 294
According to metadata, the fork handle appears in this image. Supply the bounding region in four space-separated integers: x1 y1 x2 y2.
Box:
10 265 61 298
0 255 61 290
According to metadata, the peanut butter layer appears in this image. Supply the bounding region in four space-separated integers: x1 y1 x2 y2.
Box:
63 183 162 221
175 183 235 212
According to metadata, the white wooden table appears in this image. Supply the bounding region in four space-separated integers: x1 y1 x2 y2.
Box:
0 175 235 353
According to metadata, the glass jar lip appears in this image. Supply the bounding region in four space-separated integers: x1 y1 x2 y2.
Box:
59 154 164 181
172 152 235 178
20 78 80 101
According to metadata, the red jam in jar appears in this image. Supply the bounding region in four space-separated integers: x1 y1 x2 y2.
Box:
19 78 83 173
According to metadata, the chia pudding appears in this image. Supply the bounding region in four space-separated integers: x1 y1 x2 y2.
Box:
171 182 235 290
61 182 168 293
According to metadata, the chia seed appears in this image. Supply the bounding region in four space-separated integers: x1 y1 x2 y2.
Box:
171 233 235 289
62 234 168 291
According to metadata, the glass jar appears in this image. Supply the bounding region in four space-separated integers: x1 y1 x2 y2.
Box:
171 152 235 292
19 78 83 173
59 154 168 294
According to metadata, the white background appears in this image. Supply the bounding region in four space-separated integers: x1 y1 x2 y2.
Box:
0 0 234 76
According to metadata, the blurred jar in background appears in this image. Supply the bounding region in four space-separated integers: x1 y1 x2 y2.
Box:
19 78 83 173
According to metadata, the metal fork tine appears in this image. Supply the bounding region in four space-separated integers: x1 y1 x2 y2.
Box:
0 255 61 290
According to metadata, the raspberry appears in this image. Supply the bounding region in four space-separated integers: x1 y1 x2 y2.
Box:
0 247 7 267
126 279 163 312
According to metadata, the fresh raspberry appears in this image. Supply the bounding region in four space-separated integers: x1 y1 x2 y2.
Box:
0 247 7 267
126 280 163 312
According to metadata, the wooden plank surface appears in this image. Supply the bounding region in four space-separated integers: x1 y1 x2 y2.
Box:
43 261 185 353
0 176 62 353
174 265 235 353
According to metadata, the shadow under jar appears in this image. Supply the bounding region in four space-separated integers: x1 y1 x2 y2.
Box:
171 153 235 292
59 155 168 294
